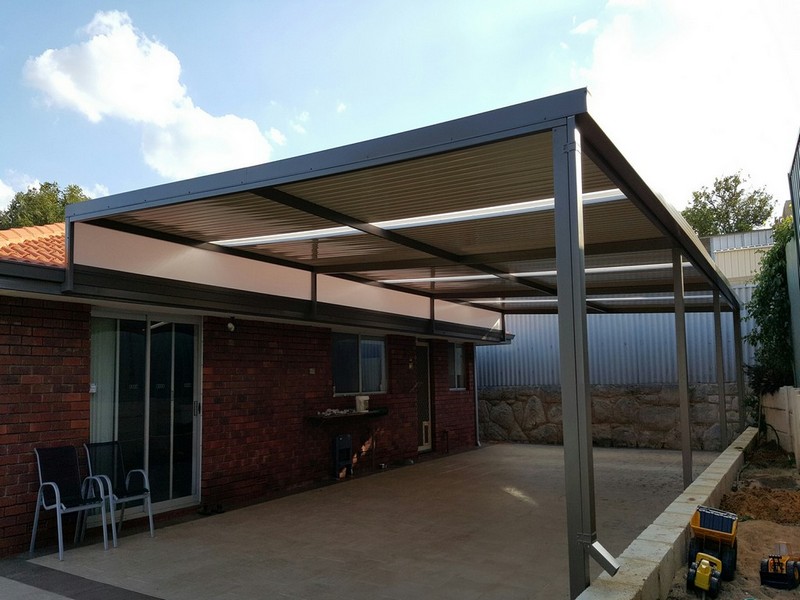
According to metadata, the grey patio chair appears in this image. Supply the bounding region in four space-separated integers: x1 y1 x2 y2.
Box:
30 445 110 560
84 441 155 547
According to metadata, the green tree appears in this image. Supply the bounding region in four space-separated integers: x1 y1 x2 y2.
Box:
744 216 794 397
682 172 774 236
0 181 89 229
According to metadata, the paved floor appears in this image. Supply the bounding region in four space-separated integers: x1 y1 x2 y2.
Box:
1 444 717 600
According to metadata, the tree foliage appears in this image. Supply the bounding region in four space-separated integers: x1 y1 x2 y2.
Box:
744 216 794 396
682 172 774 236
0 182 89 229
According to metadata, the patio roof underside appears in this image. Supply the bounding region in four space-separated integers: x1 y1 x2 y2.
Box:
71 98 738 318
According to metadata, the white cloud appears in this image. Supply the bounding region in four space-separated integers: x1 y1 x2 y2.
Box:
577 1 800 210
0 178 14 211
290 111 310 135
142 106 272 179
24 10 272 179
571 19 598 35
336 102 347 114
268 127 287 146
84 183 109 199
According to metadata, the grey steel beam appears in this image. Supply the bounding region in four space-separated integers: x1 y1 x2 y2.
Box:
578 115 740 310
673 248 693 488
313 237 672 273
713 291 728 449
554 118 617 599
254 187 559 297
733 307 747 431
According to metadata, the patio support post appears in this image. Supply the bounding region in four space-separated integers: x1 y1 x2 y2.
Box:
673 249 693 488
733 307 746 431
553 118 595 599
713 290 728 450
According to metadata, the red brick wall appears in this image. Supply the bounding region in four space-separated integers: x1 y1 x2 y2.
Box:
200 321 424 507
0 300 478 557
0 296 91 557
430 340 477 452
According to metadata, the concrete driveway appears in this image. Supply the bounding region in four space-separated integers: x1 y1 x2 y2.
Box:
1 444 716 600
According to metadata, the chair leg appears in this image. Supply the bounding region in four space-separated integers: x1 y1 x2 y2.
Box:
109 498 118 548
29 498 42 555
56 510 64 561
145 494 155 538
99 499 109 551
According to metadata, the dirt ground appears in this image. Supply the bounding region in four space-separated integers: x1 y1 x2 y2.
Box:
667 440 800 599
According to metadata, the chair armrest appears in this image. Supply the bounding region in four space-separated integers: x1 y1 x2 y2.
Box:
125 469 151 493
82 475 110 500
38 481 62 510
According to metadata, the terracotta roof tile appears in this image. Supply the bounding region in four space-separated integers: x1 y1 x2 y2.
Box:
0 223 66 267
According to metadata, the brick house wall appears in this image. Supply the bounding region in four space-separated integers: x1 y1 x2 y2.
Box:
0 297 91 557
200 323 477 508
0 299 478 558
430 340 476 452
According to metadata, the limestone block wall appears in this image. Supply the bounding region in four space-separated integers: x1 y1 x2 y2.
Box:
479 384 740 450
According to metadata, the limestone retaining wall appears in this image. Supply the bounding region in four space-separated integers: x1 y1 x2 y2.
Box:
479 384 741 450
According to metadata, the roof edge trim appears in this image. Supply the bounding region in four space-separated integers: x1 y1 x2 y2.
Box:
66 88 589 223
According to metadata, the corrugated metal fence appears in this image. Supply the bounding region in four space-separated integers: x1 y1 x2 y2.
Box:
477 286 755 386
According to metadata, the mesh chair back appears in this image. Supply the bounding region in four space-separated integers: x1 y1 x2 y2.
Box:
85 441 127 492
35 446 84 507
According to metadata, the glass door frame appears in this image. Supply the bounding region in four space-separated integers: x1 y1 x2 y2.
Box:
416 342 432 452
90 309 203 512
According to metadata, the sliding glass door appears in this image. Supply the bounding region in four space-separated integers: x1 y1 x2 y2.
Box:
90 314 200 506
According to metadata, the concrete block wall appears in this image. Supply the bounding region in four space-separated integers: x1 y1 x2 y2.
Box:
0 297 92 557
577 427 758 600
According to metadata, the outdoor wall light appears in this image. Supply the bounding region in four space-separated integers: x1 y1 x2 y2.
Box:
227 317 236 333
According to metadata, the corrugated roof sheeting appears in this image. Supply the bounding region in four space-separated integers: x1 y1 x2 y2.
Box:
478 285 756 386
279 134 559 222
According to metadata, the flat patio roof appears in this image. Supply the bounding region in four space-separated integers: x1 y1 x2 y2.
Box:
65 88 738 318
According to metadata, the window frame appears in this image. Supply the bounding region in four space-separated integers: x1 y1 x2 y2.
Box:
448 342 467 390
332 333 387 395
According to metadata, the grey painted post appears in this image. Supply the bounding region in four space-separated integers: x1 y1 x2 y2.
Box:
713 291 728 449
733 307 746 431
673 249 693 488
553 118 594 598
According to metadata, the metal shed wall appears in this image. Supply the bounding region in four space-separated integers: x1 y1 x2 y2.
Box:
707 229 773 252
477 289 755 386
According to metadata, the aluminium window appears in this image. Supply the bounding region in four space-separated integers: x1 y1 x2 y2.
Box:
332 333 386 394
448 342 466 389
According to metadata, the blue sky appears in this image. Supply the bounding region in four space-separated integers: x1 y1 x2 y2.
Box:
1 1 799 214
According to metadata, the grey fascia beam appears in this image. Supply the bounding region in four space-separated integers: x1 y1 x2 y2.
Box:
576 114 739 311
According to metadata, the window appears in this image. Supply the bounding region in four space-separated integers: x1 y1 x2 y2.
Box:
448 343 466 389
332 333 386 394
